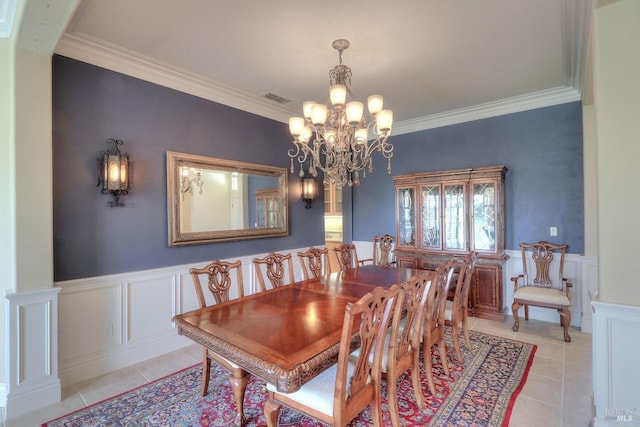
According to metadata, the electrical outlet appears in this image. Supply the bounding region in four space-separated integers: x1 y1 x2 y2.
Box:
104 323 113 337
550 227 558 237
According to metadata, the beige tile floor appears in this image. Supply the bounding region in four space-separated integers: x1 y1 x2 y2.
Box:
4 317 593 427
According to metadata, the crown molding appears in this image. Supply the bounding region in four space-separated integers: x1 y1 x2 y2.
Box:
54 33 295 123
392 87 581 136
55 33 581 137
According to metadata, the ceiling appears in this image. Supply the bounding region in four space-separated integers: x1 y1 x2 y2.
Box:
52 0 593 135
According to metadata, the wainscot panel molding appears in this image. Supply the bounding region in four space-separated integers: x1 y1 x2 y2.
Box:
592 300 640 426
3 287 62 419
355 241 594 329
56 247 311 388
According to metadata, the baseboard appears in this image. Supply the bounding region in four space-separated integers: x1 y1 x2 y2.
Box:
593 417 634 426
59 332 193 388
3 378 61 420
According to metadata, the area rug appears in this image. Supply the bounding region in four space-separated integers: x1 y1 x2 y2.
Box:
43 330 536 427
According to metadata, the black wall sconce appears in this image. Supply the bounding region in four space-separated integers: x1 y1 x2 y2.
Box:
301 176 317 209
98 138 132 207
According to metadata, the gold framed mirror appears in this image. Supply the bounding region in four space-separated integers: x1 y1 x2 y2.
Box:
167 151 288 246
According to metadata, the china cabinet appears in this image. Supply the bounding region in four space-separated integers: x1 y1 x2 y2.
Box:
393 166 508 320
324 184 343 215
255 188 281 228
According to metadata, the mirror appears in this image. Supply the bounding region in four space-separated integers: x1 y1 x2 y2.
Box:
167 151 288 246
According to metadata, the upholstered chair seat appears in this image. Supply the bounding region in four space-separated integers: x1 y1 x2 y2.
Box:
513 286 570 305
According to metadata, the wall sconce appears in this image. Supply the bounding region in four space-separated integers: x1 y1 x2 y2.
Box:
301 176 317 209
180 167 204 200
97 138 132 207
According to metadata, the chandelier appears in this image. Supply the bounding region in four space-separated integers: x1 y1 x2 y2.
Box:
288 39 393 187
180 167 203 200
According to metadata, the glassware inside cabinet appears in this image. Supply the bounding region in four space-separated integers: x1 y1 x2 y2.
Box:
398 188 415 246
421 185 440 248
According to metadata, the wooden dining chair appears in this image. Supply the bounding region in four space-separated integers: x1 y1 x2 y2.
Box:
263 284 401 427
297 247 331 279
444 252 478 363
359 234 396 266
333 243 359 271
351 271 436 426
511 241 573 342
420 259 456 395
189 259 249 423
253 252 295 291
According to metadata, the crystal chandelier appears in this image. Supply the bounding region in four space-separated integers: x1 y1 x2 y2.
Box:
288 39 393 187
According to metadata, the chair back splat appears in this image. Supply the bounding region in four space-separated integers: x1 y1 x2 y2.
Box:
190 259 244 307
253 252 295 291
297 247 331 279
360 234 396 266
333 243 359 271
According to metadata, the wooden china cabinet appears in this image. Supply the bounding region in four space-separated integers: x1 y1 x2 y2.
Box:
393 166 508 321
255 188 281 228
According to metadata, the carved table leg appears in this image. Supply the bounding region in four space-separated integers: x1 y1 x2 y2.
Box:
201 349 212 396
512 302 521 331
264 398 282 427
229 368 249 427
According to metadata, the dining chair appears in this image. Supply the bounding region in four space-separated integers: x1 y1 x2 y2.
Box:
297 247 331 279
511 241 573 342
444 252 478 363
253 252 295 291
333 243 359 271
189 259 249 423
263 284 401 427
421 259 456 395
352 271 436 426
359 234 396 266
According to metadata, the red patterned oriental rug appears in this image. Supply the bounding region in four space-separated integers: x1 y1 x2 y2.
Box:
43 330 535 427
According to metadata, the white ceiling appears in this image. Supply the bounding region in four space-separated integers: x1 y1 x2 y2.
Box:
52 0 593 134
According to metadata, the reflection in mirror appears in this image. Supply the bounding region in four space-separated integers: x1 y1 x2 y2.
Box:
167 151 288 246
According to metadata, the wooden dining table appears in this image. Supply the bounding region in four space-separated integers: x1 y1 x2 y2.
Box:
172 264 421 426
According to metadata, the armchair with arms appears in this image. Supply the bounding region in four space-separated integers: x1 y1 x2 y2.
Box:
511 241 572 342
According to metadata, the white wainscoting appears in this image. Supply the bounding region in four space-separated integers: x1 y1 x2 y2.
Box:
354 241 597 330
3 287 61 419
592 300 640 426
56 247 311 389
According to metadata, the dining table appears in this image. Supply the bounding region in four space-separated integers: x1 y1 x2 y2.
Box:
172 264 422 426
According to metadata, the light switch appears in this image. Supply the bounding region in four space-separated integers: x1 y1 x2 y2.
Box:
550 227 558 236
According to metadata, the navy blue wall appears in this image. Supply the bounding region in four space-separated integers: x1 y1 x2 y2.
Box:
352 102 584 254
52 56 325 281
53 56 584 281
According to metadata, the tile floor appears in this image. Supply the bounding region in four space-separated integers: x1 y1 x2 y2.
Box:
3 317 593 427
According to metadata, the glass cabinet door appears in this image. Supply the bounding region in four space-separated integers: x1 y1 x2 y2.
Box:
420 185 440 249
443 183 466 250
256 199 265 227
266 197 279 228
472 181 496 251
398 188 415 246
